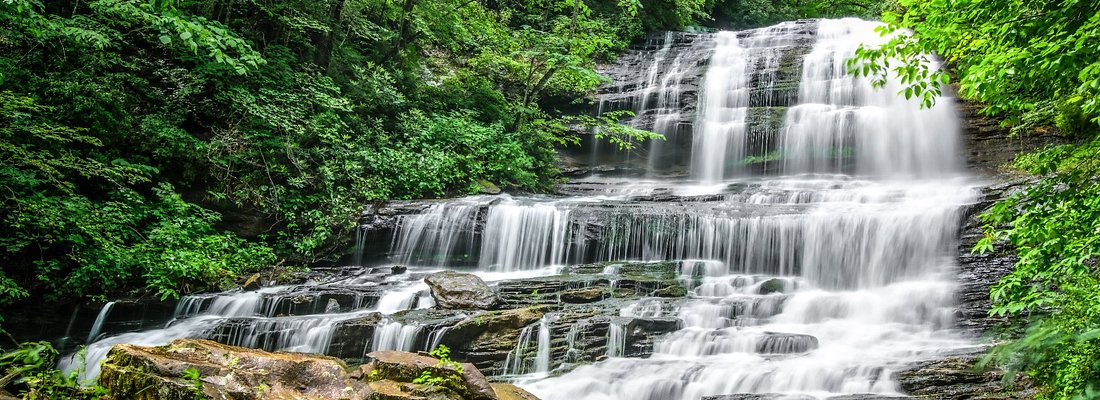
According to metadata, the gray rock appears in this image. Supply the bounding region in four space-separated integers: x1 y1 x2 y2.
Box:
425 271 501 310
757 278 788 295
755 332 818 354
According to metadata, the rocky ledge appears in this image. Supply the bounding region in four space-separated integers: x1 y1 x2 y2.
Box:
99 338 538 400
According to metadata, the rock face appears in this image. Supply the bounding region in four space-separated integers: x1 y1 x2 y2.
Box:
425 271 501 310
895 350 1035 399
98 339 541 400
98 339 371 400
957 100 1070 173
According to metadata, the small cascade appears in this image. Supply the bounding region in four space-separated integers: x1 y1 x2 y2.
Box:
504 323 538 375
503 314 557 376
372 320 422 352
563 320 588 363
534 315 553 374
390 201 483 267
692 31 750 182
426 326 450 352
374 283 425 313
479 202 576 271
86 301 115 343
351 225 367 266
605 319 626 358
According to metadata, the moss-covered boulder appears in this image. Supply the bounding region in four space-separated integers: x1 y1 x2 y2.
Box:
366 379 463 400
98 338 371 400
364 351 496 400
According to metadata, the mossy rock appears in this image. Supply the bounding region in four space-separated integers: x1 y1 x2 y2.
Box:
365 351 495 400
758 278 787 295
98 339 371 400
367 379 463 400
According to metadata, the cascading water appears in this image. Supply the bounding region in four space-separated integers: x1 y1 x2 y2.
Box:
63 17 984 400
691 31 750 182
514 18 977 399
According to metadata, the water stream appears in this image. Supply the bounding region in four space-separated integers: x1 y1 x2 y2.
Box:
62 18 983 399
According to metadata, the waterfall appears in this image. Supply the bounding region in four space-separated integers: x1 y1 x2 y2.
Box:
691 31 749 182
781 19 961 176
514 18 979 399
606 319 625 358
62 18 982 400
504 323 538 375
86 301 115 344
371 320 421 352
534 315 553 374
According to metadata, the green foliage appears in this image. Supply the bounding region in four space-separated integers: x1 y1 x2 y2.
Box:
1 0 721 308
412 345 465 390
714 0 883 29
181 367 206 400
0 342 104 399
848 0 1100 128
974 139 1100 399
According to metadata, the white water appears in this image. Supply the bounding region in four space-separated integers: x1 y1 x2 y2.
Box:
62 276 429 383
86 301 115 344
691 31 750 182
781 19 960 176
513 18 980 399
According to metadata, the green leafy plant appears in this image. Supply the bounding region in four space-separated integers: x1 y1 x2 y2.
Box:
412 345 465 391
0 342 104 399
181 367 206 400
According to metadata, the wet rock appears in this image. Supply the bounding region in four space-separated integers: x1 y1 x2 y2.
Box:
617 316 682 358
478 179 502 194
896 352 1034 399
491 383 540 400
425 272 500 310
756 333 818 354
98 338 371 400
367 379 463 400
559 287 608 303
757 278 788 295
366 350 496 400
328 312 385 359
325 298 342 313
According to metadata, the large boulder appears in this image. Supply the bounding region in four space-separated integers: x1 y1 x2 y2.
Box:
98 338 371 400
425 272 500 310
364 351 496 400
